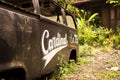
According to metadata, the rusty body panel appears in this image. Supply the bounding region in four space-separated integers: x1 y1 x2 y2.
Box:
0 0 78 79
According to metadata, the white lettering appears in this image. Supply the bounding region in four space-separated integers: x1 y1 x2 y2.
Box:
41 30 49 55
41 30 68 68
69 34 78 44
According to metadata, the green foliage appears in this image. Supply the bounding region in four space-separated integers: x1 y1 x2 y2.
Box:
55 0 80 18
49 59 78 80
47 50 90 80
106 0 120 6
55 0 74 8
107 61 117 67
77 9 120 48
77 57 86 65
93 71 120 79
77 16 113 47
95 27 112 46
112 27 120 49
79 44 96 57
79 10 99 26
77 10 100 46
55 0 120 48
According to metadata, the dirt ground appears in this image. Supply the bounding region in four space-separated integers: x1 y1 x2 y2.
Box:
66 49 120 80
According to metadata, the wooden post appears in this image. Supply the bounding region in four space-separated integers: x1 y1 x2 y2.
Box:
101 6 110 28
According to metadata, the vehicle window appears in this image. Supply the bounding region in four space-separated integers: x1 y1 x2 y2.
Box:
3 0 76 28
40 1 76 28
40 1 64 24
66 15 76 29
20 1 34 13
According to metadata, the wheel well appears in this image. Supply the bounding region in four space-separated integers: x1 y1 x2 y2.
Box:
0 68 26 80
69 49 77 61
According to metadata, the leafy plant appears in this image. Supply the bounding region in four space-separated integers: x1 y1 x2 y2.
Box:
111 27 120 49
77 18 112 47
48 58 78 80
47 53 89 80
95 27 112 46
106 0 120 6
55 0 80 18
55 0 120 49
79 44 96 57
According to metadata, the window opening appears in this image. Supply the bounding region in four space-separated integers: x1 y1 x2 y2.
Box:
66 15 76 29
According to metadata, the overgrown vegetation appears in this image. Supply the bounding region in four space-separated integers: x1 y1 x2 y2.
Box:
45 56 88 80
77 10 120 49
55 0 120 48
77 3 120 48
48 59 78 80
76 5 120 80
45 0 120 79
93 71 120 80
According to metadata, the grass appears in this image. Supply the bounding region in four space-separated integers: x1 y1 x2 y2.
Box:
93 71 120 80
43 45 120 80
107 61 118 67
47 45 95 80
48 60 78 80
79 44 96 57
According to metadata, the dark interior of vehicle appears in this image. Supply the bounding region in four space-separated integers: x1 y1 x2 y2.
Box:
1 0 58 16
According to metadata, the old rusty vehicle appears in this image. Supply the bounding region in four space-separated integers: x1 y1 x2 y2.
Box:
0 0 78 79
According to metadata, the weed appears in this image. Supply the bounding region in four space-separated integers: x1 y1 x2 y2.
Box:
48 58 78 80
107 61 117 67
79 44 96 57
93 71 120 79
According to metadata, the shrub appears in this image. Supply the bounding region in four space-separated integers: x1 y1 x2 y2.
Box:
77 18 113 47
49 59 78 80
112 27 120 49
